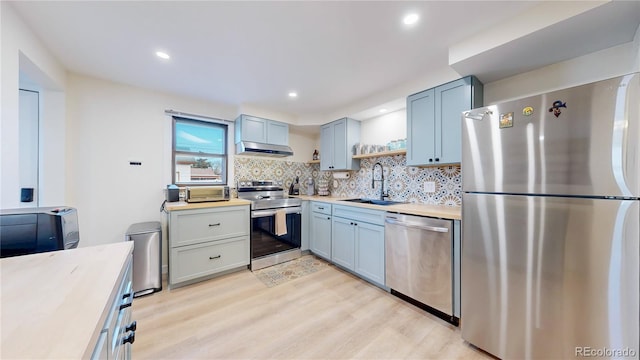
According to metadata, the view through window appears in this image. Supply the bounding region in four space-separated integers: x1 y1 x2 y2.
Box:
173 117 227 185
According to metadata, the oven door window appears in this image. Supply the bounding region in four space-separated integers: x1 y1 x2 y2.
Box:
251 212 301 259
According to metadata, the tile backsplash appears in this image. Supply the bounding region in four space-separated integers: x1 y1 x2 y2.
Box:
234 154 461 206
234 156 318 190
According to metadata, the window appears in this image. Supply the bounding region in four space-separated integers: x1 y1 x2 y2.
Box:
173 117 227 185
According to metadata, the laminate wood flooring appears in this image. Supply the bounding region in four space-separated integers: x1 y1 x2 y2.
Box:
132 263 492 359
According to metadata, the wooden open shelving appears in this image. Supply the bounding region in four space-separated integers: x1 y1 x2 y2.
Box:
307 149 406 163
352 149 406 159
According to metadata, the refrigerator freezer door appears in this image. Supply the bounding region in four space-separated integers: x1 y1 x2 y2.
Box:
462 73 639 198
461 193 639 359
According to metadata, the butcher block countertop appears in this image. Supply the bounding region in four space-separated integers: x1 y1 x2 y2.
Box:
0 242 133 359
294 195 461 220
165 198 251 211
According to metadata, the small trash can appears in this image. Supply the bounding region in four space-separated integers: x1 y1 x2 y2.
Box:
125 221 162 297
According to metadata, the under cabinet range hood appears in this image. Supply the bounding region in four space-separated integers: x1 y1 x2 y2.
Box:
235 141 293 157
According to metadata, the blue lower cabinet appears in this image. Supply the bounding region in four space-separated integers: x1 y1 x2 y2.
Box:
331 217 356 270
331 205 385 288
310 205 332 261
354 222 385 286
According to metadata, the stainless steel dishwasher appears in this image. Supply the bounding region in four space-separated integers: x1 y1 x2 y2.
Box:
385 213 458 325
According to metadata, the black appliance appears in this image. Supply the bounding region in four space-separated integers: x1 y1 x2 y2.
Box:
0 207 80 258
166 184 180 202
288 176 300 195
237 180 302 270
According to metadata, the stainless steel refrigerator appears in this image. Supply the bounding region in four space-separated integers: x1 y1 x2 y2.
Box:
461 73 639 359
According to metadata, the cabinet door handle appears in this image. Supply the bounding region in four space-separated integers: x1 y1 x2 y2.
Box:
122 331 136 345
327 217 331 220
428 158 433 162
122 292 132 300
350 222 354 225
209 255 221 260
119 301 132 311
435 158 440 162
126 321 137 332
208 223 221 227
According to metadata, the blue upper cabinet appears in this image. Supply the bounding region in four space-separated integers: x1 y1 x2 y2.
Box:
406 76 483 166
320 118 360 171
406 88 435 166
266 120 288 146
235 114 289 146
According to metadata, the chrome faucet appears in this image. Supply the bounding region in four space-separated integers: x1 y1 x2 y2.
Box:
372 162 387 200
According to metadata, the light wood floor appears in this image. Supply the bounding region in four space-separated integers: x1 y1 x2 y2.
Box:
132 263 492 359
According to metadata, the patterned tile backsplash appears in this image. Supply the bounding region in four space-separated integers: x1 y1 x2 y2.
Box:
234 155 461 206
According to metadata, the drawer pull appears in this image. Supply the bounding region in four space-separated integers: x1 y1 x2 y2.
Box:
209 255 221 260
126 321 137 332
122 292 132 300
122 331 136 345
208 223 221 227
119 301 132 311
318 207 324 210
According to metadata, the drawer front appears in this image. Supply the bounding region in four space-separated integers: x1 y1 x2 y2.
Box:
170 237 249 285
311 202 332 215
111 258 133 359
170 206 249 247
333 205 385 226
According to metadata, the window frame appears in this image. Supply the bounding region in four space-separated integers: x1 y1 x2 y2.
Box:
172 116 228 186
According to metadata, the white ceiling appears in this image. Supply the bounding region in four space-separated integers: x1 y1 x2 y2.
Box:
9 1 640 122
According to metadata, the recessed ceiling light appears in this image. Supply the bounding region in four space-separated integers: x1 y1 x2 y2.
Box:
155 51 170 60
288 92 298 98
379 108 388 113
403 13 419 25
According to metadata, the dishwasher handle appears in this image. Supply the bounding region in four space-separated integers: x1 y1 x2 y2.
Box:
385 217 449 233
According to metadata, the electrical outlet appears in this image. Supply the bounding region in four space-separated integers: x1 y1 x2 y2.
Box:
424 181 436 193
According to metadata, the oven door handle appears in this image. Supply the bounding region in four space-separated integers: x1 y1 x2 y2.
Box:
251 207 302 218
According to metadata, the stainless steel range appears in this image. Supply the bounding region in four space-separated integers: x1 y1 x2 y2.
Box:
237 180 302 270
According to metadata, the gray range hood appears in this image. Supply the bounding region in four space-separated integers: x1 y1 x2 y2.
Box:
235 141 294 157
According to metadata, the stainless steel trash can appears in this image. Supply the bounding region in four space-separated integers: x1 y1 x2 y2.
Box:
125 221 162 297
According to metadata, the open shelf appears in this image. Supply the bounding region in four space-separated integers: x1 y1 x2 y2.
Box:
352 149 406 159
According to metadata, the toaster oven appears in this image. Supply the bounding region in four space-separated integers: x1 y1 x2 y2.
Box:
185 186 230 203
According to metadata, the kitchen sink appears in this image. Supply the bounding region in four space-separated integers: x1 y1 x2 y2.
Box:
340 198 405 206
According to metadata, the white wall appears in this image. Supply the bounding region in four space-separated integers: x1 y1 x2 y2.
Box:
287 128 319 163
360 109 407 147
484 26 640 104
18 90 39 205
1 2 67 208
66 73 237 261
39 89 66 206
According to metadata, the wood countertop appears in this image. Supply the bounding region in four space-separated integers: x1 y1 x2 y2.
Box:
165 198 251 211
164 196 460 219
293 195 461 220
0 242 134 359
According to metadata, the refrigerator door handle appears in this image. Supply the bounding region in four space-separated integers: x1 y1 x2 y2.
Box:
463 109 493 121
612 74 636 197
